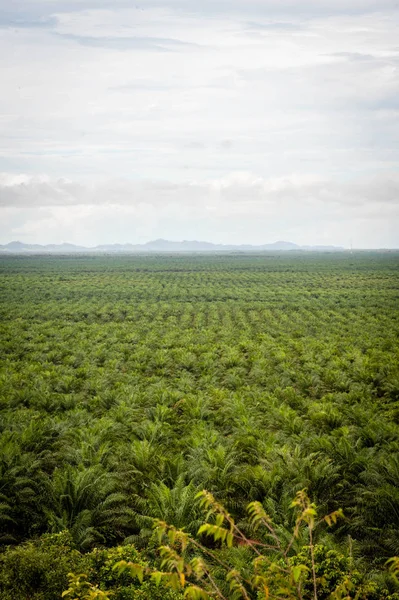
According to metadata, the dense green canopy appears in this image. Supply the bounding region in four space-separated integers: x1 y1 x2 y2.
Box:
0 252 398 597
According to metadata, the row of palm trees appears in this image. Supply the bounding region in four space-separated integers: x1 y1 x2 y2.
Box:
1 252 398 575
1 414 398 561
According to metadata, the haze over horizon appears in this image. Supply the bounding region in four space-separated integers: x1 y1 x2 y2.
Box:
1 0 398 248
0 238 347 252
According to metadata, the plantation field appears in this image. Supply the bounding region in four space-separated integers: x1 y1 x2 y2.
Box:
1 252 399 598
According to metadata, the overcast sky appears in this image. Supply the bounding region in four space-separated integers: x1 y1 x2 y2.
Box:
0 0 398 248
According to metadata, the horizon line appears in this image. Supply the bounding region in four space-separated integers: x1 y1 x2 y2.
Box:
1 239 399 251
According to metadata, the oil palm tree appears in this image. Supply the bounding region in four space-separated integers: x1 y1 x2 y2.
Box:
47 465 134 550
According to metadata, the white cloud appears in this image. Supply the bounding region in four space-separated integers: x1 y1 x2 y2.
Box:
0 172 398 248
0 0 398 246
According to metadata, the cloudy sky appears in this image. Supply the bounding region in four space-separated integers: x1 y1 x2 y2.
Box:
0 0 398 248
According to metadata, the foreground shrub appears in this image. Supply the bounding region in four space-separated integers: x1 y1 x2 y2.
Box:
109 490 399 600
0 534 182 600
0 531 83 600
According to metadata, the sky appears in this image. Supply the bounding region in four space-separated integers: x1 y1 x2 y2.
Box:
0 0 398 248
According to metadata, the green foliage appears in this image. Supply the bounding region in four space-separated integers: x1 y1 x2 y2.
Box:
47 465 134 550
182 491 398 598
83 545 183 600
289 546 351 599
87 545 146 589
73 490 397 600
62 572 111 599
0 533 182 600
1 253 399 594
0 531 84 600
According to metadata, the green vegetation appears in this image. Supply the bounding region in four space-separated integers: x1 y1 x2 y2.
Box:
0 252 398 598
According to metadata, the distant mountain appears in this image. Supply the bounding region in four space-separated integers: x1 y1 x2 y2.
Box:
0 241 88 253
0 240 345 253
260 241 299 250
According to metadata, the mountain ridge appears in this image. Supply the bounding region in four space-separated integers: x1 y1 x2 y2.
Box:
0 239 345 253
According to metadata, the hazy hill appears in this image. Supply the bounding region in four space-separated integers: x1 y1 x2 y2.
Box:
0 239 344 253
